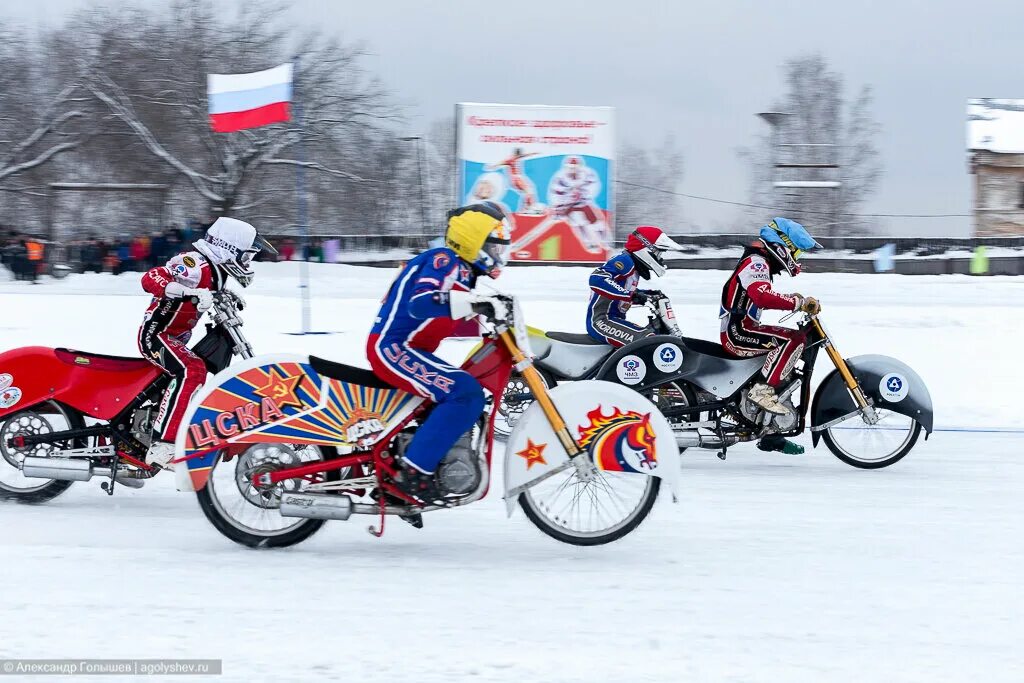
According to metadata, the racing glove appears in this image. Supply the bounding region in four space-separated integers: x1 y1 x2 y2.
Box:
798 296 821 315
633 288 664 304
449 290 509 321
165 282 214 312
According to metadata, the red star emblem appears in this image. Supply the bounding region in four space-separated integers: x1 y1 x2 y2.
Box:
254 368 304 409
516 438 547 470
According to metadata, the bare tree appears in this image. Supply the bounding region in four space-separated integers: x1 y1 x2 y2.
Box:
741 54 882 235
0 29 84 184
69 0 397 223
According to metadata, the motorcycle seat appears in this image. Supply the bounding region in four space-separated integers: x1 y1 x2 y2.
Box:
533 332 614 380
54 348 154 373
678 336 744 360
545 331 605 346
309 355 396 390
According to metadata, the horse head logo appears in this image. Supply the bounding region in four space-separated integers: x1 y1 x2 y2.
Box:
578 406 658 473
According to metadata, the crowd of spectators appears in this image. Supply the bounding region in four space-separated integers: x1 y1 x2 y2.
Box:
2 218 341 282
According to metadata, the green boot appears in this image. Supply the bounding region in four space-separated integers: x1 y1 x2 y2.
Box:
757 434 805 455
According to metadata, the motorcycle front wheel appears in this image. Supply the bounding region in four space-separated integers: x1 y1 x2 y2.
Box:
519 469 660 546
821 409 922 469
195 443 331 548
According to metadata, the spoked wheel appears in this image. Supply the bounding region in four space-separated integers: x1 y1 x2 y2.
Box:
0 401 82 503
519 466 660 546
195 443 333 548
822 408 922 469
495 369 555 439
643 381 697 452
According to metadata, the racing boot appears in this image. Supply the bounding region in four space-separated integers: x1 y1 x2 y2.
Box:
747 383 789 415
392 460 444 506
757 433 805 455
145 441 176 470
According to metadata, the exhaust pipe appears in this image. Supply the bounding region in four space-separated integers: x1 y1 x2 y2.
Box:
674 433 739 449
279 492 353 521
22 456 94 482
21 456 146 488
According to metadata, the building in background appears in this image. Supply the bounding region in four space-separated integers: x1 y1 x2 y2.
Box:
968 99 1024 236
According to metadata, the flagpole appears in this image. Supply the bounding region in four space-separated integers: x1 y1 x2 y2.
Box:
293 54 311 334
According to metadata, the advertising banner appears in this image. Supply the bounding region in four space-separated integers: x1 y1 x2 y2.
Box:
456 103 615 262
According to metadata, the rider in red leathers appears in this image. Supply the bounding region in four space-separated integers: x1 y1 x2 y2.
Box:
138 217 273 468
720 218 821 453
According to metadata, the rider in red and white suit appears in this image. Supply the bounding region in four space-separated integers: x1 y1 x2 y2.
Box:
138 217 271 468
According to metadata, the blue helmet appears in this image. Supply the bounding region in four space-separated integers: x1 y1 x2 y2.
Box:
758 217 821 276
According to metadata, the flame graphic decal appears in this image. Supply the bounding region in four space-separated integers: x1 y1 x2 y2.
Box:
577 406 658 473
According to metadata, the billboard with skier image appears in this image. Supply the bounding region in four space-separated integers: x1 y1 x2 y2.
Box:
456 103 615 262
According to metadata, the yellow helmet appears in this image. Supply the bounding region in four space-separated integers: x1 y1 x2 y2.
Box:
444 202 511 277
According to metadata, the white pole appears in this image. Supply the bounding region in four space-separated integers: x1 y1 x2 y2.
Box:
293 55 311 334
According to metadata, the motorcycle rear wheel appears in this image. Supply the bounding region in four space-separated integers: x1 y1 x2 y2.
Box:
196 443 329 548
0 401 82 504
519 470 660 546
821 409 922 469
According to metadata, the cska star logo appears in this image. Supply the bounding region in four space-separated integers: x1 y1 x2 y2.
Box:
577 406 657 473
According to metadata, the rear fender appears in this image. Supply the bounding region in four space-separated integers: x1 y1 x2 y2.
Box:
503 380 681 516
174 354 422 491
0 346 161 421
811 354 933 446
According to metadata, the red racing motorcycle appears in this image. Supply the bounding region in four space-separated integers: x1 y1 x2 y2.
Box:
173 294 682 547
0 291 252 502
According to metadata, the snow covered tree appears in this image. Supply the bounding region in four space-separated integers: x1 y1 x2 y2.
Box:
70 0 396 226
741 54 882 235
0 29 84 185
615 137 684 239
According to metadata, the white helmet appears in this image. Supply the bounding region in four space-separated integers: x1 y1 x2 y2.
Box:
194 217 275 288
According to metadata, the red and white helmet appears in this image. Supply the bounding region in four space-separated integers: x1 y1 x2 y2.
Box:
624 225 682 277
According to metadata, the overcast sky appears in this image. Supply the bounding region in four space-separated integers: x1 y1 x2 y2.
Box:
7 0 1023 236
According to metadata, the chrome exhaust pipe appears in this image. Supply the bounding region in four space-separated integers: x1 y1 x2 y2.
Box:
674 433 739 449
21 456 94 482
279 492 354 521
21 456 146 488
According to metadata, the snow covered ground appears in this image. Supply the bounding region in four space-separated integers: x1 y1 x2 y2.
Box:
1 264 1022 682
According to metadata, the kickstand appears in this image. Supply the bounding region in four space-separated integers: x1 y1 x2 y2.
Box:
100 450 119 496
367 454 387 538
714 418 728 460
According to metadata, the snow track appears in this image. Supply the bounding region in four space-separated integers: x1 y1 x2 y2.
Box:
1 265 1021 681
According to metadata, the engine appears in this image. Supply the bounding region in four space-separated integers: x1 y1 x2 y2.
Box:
393 428 482 496
435 433 481 495
131 406 155 448
740 392 799 433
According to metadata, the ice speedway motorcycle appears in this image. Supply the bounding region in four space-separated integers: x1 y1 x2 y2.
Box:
0 291 253 502
497 292 933 469
171 294 681 547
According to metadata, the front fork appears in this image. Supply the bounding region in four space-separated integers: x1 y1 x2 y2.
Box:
811 317 879 424
496 328 595 482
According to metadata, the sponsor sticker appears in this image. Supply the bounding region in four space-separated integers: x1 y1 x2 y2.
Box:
0 373 12 391
616 355 646 385
653 343 683 373
879 373 909 403
0 386 23 409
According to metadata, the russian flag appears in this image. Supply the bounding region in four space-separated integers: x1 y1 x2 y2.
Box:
207 63 293 133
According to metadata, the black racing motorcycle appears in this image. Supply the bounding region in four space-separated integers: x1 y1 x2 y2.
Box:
497 293 933 469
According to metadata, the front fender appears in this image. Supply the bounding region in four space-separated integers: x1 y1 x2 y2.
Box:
503 380 681 516
811 354 933 446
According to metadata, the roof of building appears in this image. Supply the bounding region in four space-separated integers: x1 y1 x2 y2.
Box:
968 99 1024 153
